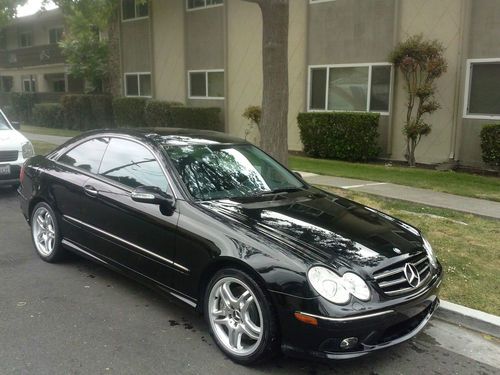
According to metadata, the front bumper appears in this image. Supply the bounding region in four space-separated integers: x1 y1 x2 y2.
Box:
271 266 443 360
0 161 23 186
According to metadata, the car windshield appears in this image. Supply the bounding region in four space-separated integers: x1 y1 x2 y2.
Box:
163 143 305 201
0 113 11 130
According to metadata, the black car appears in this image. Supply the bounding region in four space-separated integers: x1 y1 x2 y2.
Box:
18 128 443 364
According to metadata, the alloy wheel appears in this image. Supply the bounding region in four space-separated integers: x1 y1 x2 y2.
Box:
208 277 264 356
32 207 56 256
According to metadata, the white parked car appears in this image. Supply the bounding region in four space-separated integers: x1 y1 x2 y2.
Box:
0 110 34 187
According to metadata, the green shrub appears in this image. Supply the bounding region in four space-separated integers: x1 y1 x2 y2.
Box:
168 107 222 131
144 100 184 127
32 103 63 128
10 92 37 122
2 105 18 122
60 94 113 130
297 112 381 161
480 124 500 166
113 97 148 128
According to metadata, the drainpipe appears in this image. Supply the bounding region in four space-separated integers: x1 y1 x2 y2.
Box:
223 0 229 133
387 0 401 157
449 0 471 162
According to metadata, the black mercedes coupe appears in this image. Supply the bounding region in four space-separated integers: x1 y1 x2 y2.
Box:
18 128 443 364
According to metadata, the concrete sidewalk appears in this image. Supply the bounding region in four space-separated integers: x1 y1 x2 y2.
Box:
299 172 500 220
24 132 71 146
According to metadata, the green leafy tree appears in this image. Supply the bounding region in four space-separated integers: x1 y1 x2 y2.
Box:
51 0 120 93
0 0 28 26
390 34 447 167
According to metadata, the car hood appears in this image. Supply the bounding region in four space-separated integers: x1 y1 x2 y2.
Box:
0 129 28 151
200 188 425 272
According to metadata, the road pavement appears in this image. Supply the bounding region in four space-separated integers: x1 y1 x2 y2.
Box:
0 186 499 375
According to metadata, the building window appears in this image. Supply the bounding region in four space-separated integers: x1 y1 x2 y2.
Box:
53 80 66 92
308 63 392 113
49 27 64 44
187 0 223 11
464 59 500 119
188 70 224 99
122 0 149 21
1 76 13 92
19 30 33 48
309 0 337 3
22 77 36 92
125 73 151 97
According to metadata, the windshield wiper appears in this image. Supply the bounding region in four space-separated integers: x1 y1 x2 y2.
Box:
248 187 304 199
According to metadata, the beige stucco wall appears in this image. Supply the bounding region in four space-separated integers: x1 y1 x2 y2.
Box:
152 0 185 103
121 18 151 73
391 0 465 164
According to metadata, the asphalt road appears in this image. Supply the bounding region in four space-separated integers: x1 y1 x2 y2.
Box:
1 186 499 375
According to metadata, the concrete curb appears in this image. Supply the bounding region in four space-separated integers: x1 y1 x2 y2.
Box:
435 300 500 338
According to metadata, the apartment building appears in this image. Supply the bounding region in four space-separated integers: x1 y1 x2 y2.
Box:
119 0 500 168
0 8 83 95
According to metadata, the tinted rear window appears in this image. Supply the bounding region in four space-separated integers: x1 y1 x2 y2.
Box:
58 138 109 173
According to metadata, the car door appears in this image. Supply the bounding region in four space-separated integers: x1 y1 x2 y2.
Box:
77 137 181 288
50 137 109 244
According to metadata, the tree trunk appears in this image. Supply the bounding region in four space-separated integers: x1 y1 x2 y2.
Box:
104 5 121 96
245 0 289 166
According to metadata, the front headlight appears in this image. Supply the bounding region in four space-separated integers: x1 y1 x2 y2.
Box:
22 142 34 159
423 237 438 268
308 266 371 304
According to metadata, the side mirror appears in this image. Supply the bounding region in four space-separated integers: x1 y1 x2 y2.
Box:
131 186 175 216
11 121 20 130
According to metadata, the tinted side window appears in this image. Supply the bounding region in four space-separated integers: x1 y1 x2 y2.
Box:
59 138 109 173
99 138 169 192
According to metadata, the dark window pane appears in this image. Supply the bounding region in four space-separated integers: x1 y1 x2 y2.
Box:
207 71 224 97
122 0 135 20
328 66 368 111
188 0 206 9
469 63 500 115
190 72 206 97
59 138 109 174
49 28 63 44
126 74 139 96
370 65 391 112
99 139 169 192
53 80 66 92
136 0 148 17
139 74 151 96
310 68 327 110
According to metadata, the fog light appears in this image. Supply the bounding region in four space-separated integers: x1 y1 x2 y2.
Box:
340 337 358 350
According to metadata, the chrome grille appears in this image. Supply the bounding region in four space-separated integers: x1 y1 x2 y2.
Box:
373 252 432 296
0 150 19 162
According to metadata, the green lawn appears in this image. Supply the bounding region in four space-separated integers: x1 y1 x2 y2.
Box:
290 155 500 202
32 141 58 156
321 186 500 315
21 125 82 138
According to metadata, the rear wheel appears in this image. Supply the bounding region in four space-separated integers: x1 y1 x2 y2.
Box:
31 202 65 262
205 268 279 365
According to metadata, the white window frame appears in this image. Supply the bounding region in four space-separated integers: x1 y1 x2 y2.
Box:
121 0 149 22
48 26 64 44
124 72 152 98
186 0 224 12
18 30 33 48
309 0 337 4
463 58 500 120
307 62 393 115
188 69 225 100
22 77 36 92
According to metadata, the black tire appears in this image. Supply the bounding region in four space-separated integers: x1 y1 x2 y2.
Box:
204 268 280 365
30 202 65 263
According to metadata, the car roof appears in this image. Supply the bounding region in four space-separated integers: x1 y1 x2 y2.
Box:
82 128 248 146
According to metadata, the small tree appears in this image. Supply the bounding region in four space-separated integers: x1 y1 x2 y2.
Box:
390 35 447 166
0 1 27 27
242 105 261 141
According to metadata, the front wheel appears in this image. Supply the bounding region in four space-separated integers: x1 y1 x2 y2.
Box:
31 202 65 262
204 268 279 365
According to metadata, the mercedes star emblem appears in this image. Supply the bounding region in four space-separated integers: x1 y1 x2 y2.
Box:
404 263 420 288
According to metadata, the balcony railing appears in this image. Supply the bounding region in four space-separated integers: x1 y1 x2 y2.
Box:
0 44 65 68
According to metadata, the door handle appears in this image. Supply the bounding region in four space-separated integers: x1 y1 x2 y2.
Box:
84 185 99 197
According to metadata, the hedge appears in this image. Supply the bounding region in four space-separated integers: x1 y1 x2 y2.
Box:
480 124 500 166
144 100 184 127
297 112 381 161
32 103 63 128
10 92 37 122
167 107 222 131
60 94 113 130
113 97 148 128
